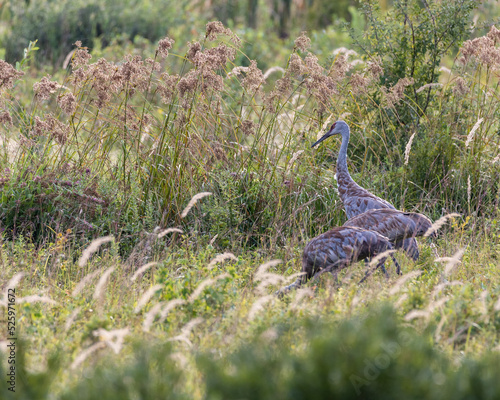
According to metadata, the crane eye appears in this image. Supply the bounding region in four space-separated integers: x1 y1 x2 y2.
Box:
330 123 336 131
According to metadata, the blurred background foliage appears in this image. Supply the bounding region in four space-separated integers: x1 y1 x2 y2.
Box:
0 0 363 68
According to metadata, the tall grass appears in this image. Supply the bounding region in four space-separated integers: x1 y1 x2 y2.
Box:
2 20 499 251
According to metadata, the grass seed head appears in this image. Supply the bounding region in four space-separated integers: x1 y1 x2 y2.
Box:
134 284 163 313
78 236 114 267
181 192 212 218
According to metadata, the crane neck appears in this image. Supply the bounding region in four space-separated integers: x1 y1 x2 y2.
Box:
336 126 352 184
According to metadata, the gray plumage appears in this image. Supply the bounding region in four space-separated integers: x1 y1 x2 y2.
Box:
279 226 394 294
312 120 420 261
343 208 433 244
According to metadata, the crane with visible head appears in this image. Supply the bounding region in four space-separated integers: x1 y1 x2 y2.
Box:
312 120 420 263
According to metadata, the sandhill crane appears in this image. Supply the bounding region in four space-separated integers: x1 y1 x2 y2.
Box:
312 120 420 262
343 208 433 274
278 226 395 295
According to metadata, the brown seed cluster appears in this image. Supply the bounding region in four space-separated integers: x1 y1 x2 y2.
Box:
72 41 92 68
288 54 306 76
487 25 500 43
366 57 384 80
304 54 337 112
0 110 13 125
205 21 241 46
452 77 469 96
329 54 350 83
240 119 257 136
33 76 60 101
294 31 311 52
349 73 369 95
157 37 175 58
158 73 179 103
461 26 500 66
57 92 77 115
0 60 24 90
229 60 266 95
187 42 202 61
382 77 414 107
31 114 70 145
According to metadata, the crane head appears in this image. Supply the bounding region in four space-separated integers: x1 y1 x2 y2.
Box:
311 120 347 148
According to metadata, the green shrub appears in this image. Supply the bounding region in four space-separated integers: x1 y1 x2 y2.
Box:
201 305 500 400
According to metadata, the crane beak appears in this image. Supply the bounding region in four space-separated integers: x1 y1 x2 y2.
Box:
311 129 333 148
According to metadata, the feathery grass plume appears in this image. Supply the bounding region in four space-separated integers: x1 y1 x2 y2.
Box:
207 252 237 269
181 192 212 218
159 299 186 322
93 328 129 354
427 297 450 312
181 317 204 335
404 309 430 321
249 295 275 320
404 132 417 165
434 314 447 342
3 272 25 302
168 317 205 347
388 270 423 295
170 352 189 369
157 228 183 238
254 259 282 281
263 66 285 79
478 290 488 316
71 342 106 369
431 281 463 298
260 327 279 342
18 295 57 305
368 249 396 268
92 267 115 301
394 293 409 308
285 150 304 175
424 213 461 237
64 307 82 332
416 83 442 93
72 268 103 297
130 262 158 282
78 236 114 267
439 66 451 74
188 273 229 302
285 272 306 284
142 302 164 332
291 287 314 309
255 274 286 294
134 284 163 313
435 248 466 275
465 117 484 147
494 296 500 311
